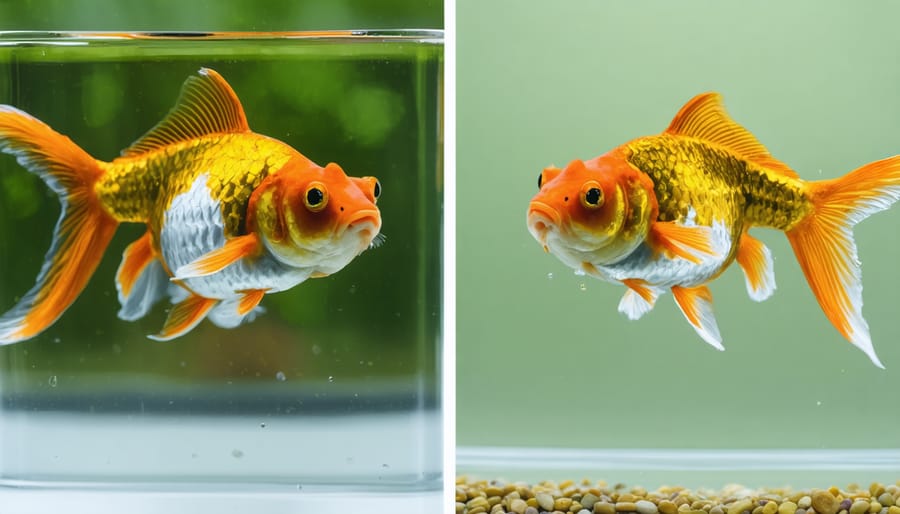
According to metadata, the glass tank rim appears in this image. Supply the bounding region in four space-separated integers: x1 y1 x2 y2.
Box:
0 29 444 45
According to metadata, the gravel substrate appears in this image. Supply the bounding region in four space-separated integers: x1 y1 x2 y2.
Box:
455 477 900 514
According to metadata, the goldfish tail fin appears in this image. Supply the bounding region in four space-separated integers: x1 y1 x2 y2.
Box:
0 106 118 343
786 155 900 368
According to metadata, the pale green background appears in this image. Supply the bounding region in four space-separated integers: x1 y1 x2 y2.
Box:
457 0 900 454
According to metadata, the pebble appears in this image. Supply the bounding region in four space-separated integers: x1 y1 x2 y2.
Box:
813 491 839 514
509 498 527 514
555 498 573 511
710 506 724 514
879 495 894 508
780 502 798 514
659 501 678 514
851 503 871 514
525 507 539 514
889 507 900 514
536 492 555 511
799 497 813 510
637 501 660 514
728 500 754 514
581 494 599 510
618 502 639 512
594 502 616 514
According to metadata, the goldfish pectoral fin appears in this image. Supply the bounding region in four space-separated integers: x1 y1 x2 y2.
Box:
148 294 217 341
618 279 662 320
173 233 261 279
785 155 900 369
204 290 267 329
671 285 724 351
0 106 117 344
648 221 718 264
736 231 776 302
116 231 168 321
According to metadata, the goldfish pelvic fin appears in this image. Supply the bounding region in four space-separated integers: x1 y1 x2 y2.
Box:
618 279 663 320
148 294 217 341
671 284 723 351
648 220 718 264
206 293 267 329
238 289 267 316
122 68 249 157
173 233 261 279
736 231 776 302
0 106 118 343
666 93 799 179
116 231 168 321
786 155 900 369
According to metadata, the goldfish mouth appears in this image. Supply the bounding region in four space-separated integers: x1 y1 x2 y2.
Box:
344 209 382 242
527 201 561 250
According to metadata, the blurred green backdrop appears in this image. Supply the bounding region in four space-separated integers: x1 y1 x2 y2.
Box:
457 0 900 456
0 0 442 31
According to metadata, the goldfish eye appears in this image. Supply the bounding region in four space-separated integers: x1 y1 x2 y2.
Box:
373 180 381 199
581 183 603 209
537 173 543 189
304 183 328 212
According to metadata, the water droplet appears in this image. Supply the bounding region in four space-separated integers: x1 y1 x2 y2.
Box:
579 283 587 291
48 375 58 387
311 345 322 356
547 272 554 279
231 449 244 459
260 422 266 429
328 375 334 383
275 371 286 381
52 337 61 344
816 400 822 406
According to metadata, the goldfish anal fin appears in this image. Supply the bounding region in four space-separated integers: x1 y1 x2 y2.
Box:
238 289 267 316
148 294 217 341
735 231 776 302
0 105 118 343
671 284 724 351
173 233 261 279
116 231 169 321
786 155 900 369
665 92 799 179
122 68 250 157
648 220 718 264
618 279 662 320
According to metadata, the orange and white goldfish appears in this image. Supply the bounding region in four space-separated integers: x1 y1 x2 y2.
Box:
0 68 382 342
527 92 900 368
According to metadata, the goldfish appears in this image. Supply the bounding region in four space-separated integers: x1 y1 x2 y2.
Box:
0 68 382 343
527 92 900 368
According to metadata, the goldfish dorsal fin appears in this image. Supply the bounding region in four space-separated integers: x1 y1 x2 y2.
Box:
666 92 799 179
122 68 250 157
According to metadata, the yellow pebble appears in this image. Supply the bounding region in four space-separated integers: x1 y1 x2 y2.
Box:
763 502 778 514
659 501 678 514
779 501 798 514
888 506 900 514
727 499 754 514
813 490 839 514
555 498 573 511
509 498 527 514
618 503 638 512
871 484 886 498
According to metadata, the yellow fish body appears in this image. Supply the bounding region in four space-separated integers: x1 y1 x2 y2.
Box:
0 68 382 342
527 93 900 367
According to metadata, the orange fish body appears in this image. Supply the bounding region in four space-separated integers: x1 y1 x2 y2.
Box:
528 93 900 367
0 68 382 343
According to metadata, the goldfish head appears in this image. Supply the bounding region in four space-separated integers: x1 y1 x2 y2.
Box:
527 152 656 270
249 158 382 275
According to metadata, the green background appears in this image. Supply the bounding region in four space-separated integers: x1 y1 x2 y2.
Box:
0 0 442 32
457 0 900 455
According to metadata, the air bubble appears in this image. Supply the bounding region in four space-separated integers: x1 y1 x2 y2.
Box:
275 371 286 381
579 283 587 291
48 375 58 387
